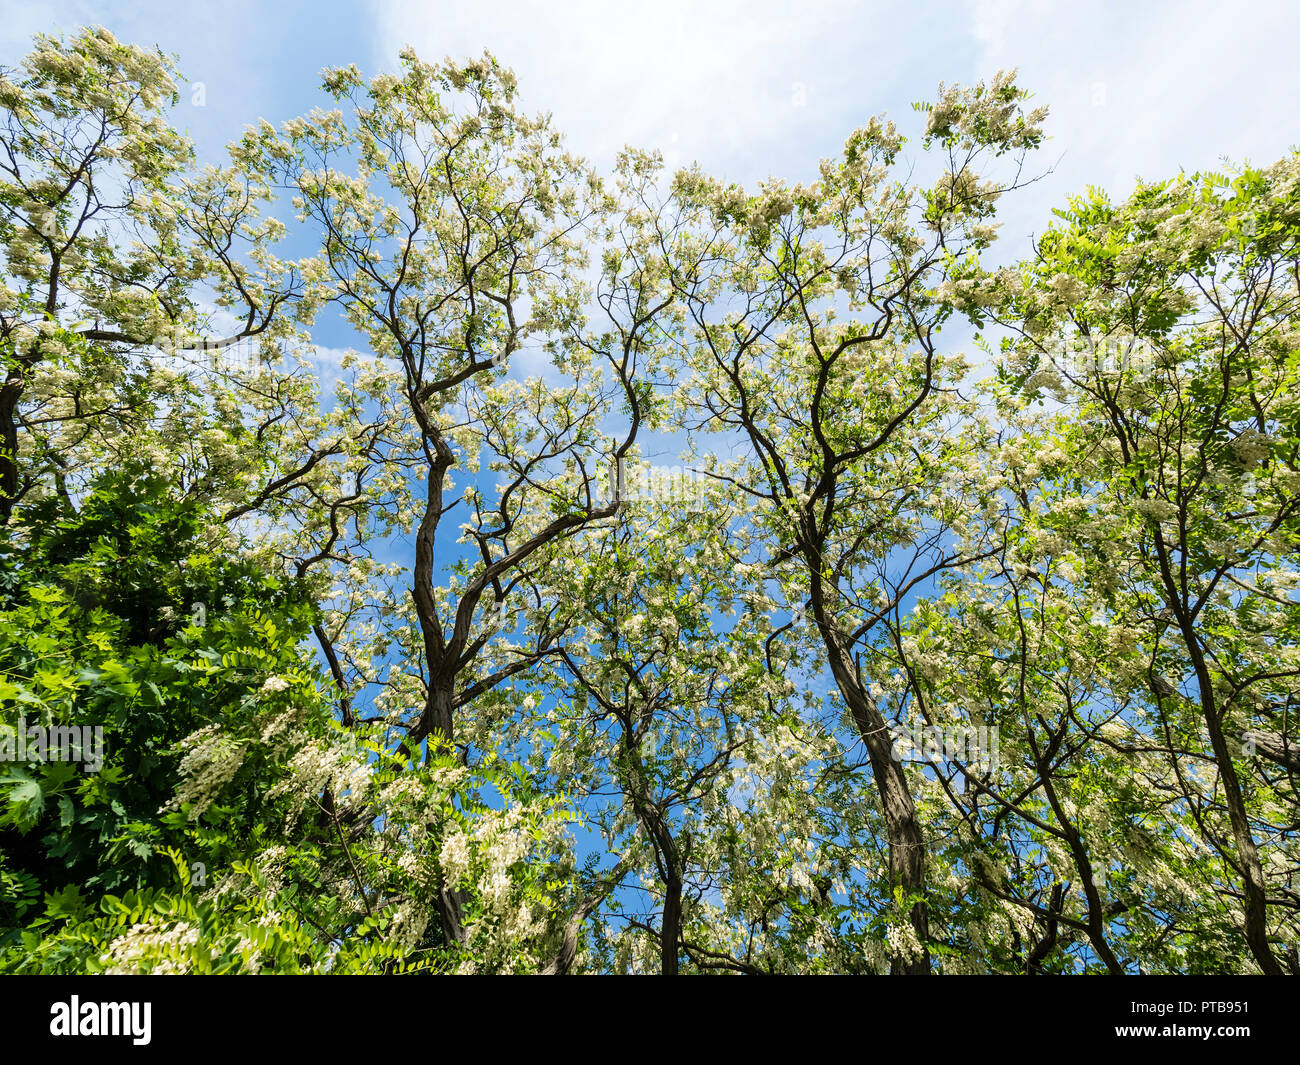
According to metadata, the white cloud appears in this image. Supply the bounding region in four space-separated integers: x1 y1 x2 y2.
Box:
11 1 1299 223
365 0 921 184
964 0 1300 255
369 0 1300 243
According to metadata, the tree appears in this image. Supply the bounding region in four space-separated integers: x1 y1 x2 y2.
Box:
0 27 320 520
647 73 1048 972
975 154 1300 973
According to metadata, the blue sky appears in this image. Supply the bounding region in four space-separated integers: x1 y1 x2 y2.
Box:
5 0 1299 258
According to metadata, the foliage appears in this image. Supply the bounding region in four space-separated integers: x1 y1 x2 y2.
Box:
1 26 1297 975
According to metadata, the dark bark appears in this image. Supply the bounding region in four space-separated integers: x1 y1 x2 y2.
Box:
1243 730 1300 774
814 589 929 974
1025 883 1063 974
1153 537 1283 975
0 375 22 521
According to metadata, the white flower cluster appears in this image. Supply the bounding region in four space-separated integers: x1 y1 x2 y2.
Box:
161 726 248 821
101 919 202 975
269 733 371 826
1132 497 1180 523
439 829 471 885
385 902 430 953
258 674 291 696
885 920 926 965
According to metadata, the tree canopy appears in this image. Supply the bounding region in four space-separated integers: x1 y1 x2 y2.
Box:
1 27 1297 975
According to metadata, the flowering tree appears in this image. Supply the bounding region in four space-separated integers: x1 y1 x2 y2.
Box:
640 73 1049 972
971 156 1300 973
3 26 1298 977
0 27 321 519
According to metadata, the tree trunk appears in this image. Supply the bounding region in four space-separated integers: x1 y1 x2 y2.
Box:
660 870 682 976
0 374 23 522
1153 538 1283 975
820 622 930 974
